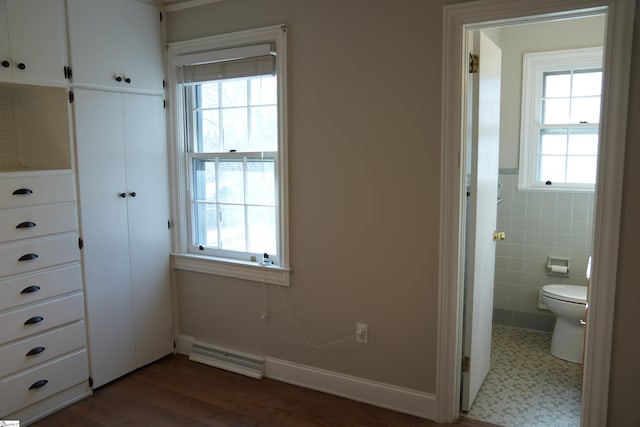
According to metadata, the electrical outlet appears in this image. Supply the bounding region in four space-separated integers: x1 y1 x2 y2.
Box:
356 322 368 344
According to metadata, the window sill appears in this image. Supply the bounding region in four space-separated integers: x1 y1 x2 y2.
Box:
516 185 595 193
171 253 291 287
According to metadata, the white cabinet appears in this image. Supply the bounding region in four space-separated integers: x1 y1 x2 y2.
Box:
66 0 164 93
0 170 91 421
74 89 173 388
0 0 68 85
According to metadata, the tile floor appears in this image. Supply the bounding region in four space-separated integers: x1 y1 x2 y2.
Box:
466 325 582 427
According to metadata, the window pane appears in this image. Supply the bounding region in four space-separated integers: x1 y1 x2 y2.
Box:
192 158 217 202
572 71 602 97
570 96 600 124
199 82 219 108
221 108 249 151
246 160 275 205
197 109 222 152
250 106 277 151
568 129 598 155
539 129 567 155
221 79 248 108
566 156 597 184
192 202 218 248
250 76 277 106
538 155 566 183
247 206 276 255
542 98 570 124
544 73 571 98
219 204 245 252
218 160 244 204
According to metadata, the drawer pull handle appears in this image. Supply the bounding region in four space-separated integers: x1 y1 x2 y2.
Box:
26 346 46 356
29 379 48 390
19 253 39 261
12 188 33 195
24 316 44 325
21 285 41 294
16 221 36 229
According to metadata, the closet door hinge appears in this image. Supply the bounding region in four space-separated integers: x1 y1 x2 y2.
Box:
469 54 479 74
163 99 166 109
68 91 74 103
78 237 84 250
462 356 470 372
168 220 171 229
63 66 73 80
160 11 163 22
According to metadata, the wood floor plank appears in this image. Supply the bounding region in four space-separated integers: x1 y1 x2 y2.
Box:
30 355 496 427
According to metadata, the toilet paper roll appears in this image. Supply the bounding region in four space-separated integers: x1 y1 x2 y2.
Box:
550 265 568 274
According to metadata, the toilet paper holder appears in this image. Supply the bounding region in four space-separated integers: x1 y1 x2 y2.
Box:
547 256 570 275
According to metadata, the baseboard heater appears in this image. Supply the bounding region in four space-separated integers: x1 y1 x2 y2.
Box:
189 342 264 379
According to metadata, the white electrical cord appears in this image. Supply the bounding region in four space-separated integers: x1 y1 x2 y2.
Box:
278 285 356 350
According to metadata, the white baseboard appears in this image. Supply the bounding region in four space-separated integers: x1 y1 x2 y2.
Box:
176 334 437 420
264 357 437 420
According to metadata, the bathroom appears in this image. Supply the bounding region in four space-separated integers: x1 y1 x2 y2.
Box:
464 13 604 427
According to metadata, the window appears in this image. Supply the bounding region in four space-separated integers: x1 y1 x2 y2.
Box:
519 47 603 191
168 25 289 284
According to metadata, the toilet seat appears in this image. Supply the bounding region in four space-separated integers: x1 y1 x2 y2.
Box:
542 284 587 304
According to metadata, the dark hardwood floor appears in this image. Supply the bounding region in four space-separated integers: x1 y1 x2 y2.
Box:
32 355 495 427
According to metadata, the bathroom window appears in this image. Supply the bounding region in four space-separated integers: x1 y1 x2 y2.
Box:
518 47 603 191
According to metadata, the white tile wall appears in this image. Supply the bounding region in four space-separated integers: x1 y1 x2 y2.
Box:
494 172 593 317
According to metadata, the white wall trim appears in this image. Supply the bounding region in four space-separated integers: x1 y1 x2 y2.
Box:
438 0 634 424
175 335 437 420
164 0 223 12
264 357 437 421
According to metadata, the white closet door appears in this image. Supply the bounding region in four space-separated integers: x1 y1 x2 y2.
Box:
0 2 11 81
66 0 122 89
74 89 136 388
5 0 67 84
119 1 164 93
123 93 173 367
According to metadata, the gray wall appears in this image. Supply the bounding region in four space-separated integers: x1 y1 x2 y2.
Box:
167 1 640 424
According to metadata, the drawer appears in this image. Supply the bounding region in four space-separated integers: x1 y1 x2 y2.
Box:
0 233 79 278
0 293 85 344
0 265 82 311
0 321 86 378
0 173 75 208
0 349 89 417
0 203 78 243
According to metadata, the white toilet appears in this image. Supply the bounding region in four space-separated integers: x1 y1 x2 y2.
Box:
542 284 588 363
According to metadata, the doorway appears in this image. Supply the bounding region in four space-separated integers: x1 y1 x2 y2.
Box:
461 16 604 425
436 0 635 425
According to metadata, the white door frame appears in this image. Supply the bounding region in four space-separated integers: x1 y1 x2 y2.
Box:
437 0 636 425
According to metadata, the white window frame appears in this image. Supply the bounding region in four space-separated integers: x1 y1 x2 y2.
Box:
167 25 290 286
519 47 603 191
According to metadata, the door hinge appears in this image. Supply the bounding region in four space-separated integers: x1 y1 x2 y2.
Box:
68 90 74 103
462 356 470 372
168 220 171 229
78 237 84 250
173 339 176 349
160 11 163 22
88 376 94 387
469 53 479 74
64 66 73 80
163 79 166 89
163 99 166 109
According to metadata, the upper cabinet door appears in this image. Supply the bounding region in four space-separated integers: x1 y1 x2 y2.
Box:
0 0 68 85
67 0 164 93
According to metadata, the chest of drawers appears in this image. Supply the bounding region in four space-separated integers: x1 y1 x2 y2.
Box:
0 170 91 422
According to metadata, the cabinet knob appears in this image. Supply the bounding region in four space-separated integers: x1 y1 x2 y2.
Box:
119 192 127 198
29 379 48 390
16 221 36 229
1 60 9 68
17 62 26 70
24 316 44 325
124 77 131 84
26 346 46 357
115 75 122 82
129 191 136 197
19 253 39 261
